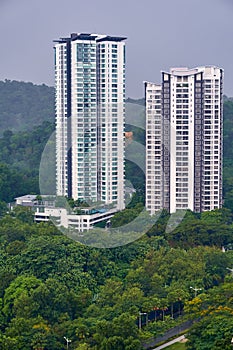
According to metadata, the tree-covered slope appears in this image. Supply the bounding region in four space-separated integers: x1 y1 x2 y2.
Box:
0 81 146 135
1 81 233 211
0 122 54 202
0 80 54 134
0 208 232 349
0 84 233 348
223 97 233 208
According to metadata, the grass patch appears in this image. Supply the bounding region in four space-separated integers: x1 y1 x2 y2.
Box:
166 342 186 349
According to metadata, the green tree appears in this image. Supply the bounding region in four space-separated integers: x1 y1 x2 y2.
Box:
187 308 233 350
3 275 42 319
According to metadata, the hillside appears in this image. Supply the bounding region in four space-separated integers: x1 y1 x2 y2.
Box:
0 80 54 134
0 81 233 210
0 83 233 349
0 81 148 134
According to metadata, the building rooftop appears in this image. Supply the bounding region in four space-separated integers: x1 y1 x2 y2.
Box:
54 33 126 44
161 66 223 76
15 194 37 201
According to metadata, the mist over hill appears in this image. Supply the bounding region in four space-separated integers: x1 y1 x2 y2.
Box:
0 80 54 134
0 80 149 135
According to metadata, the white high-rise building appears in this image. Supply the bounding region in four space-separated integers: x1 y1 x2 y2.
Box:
145 82 162 213
54 33 126 210
146 66 223 214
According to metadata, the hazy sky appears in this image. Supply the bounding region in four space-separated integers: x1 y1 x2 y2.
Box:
0 0 232 97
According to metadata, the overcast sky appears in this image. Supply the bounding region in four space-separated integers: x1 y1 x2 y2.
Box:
0 0 232 97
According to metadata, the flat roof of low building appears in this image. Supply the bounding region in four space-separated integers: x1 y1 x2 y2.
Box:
15 195 37 201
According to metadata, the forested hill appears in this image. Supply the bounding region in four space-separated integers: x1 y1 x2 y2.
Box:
0 81 146 134
1 80 233 208
0 83 233 349
0 80 54 134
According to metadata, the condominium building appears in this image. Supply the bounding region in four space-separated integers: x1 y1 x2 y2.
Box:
145 82 162 212
146 66 223 214
54 33 126 210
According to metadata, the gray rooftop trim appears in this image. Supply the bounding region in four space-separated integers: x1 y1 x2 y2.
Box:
15 194 37 201
54 33 126 44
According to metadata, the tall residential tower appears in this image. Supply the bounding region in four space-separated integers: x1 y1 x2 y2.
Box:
146 66 223 214
54 33 126 210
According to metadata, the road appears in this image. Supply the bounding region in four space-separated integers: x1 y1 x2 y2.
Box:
151 335 186 349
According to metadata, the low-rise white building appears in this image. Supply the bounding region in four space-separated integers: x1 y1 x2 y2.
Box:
15 194 116 232
34 206 116 231
15 195 37 207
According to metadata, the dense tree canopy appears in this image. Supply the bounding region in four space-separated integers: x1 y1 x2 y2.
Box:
0 208 232 349
0 121 54 201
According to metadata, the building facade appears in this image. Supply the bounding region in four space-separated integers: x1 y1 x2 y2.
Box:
54 33 126 210
146 66 223 214
145 82 163 213
34 206 116 232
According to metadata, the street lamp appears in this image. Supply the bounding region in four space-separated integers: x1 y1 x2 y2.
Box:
64 336 71 350
190 286 202 298
138 312 147 330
